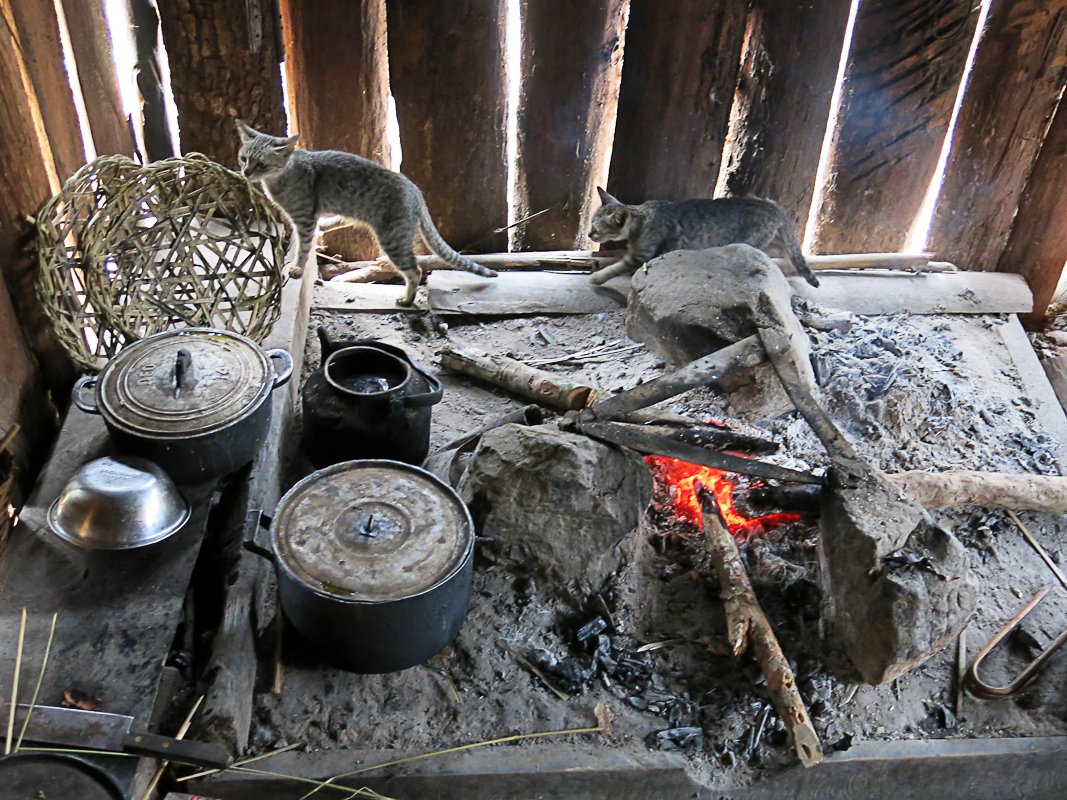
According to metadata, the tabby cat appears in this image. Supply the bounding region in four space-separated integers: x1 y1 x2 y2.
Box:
587 188 819 288
235 120 496 305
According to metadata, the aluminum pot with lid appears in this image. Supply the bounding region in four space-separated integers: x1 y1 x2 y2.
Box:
254 459 474 673
72 328 293 484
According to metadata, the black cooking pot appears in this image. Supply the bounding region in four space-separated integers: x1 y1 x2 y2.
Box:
302 329 442 467
72 328 293 484
248 459 474 673
0 752 125 800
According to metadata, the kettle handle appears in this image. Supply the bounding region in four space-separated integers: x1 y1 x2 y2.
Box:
402 362 443 409
266 349 294 388
72 374 100 414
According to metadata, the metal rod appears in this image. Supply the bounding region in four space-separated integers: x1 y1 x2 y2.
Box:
1008 510 1067 592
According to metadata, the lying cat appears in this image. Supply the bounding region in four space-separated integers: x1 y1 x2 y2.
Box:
587 187 819 288
235 119 496 305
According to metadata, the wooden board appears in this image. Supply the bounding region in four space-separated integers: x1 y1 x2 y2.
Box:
513 0 627 250
814 0 980 254
995 88 1067 325
999 319 1067 471
387 0 508 253
429 271 626 315
129 0 175 160
60 0 136 158
156 0 287 170
719 0 852 234
606 0 747 202
928 1 1067 271
281 0 390 260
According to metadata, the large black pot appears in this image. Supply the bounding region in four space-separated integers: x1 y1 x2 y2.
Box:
302 329 442 467
73 328 292 484
0 752 125 800
249 459 473 673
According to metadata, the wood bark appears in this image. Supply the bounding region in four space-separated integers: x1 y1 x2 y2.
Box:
928 1 1067 271
514 0 628 251
886 471 1067 514
156 0 287 170
387 0 508 253
606 0 747 203
815 0 980 254
697 485 822 767
60 0 136 158
281 0 390 260
995 87 1067 326
127 0 175 160
440 345 596 410
719 0 852 235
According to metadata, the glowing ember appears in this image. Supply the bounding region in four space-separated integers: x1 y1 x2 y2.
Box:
646 456 802 538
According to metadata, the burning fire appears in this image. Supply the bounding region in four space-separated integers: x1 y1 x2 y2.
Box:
646 456 802 538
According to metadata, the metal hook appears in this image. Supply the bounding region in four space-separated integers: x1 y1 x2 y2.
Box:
964 584 1067 699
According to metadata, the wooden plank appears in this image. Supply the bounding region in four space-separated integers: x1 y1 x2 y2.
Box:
8 0 87 182
606 0 747 203
929 1 1067 271
60 0 136 158
1000 319 1067 471
719 0 852 234
814 0 980 254
386 0 508 253
128 0 175 160
281 0 390 260
429 271 626 315
315 280 429 313
513 0 628 250
995 88 1067 326
156 0 287 170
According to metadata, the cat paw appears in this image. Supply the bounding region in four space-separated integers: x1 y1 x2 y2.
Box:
588 271 609 285
395 294 416 307
288 266 305 279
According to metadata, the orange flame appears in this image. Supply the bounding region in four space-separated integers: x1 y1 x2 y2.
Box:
646 456 801 538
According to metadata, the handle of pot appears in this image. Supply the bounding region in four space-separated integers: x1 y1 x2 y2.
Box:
266 349 294 389
72 375 100 414
402 363 444 409
242 509 276 563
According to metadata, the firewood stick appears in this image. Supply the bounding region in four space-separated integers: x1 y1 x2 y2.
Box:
697 484 823 767
440 345 596 410
885 470 1067 514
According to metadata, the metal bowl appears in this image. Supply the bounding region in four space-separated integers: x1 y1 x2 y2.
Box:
47 456 191 549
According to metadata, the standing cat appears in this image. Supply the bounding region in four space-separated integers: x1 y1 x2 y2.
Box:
587 188 819 288
235 120 496 305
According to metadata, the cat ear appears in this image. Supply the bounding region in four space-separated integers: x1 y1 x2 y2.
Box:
612 208 629 225
277 134 299 153
597 186 620 206
235 118 259 141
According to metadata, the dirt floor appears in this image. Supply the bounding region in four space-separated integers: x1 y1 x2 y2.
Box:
249 298 1067 789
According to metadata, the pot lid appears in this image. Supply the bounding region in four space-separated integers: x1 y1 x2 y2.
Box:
96 328 273 438
272 460 473 602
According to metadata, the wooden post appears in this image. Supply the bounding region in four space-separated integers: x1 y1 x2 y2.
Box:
126 0 176 161
514 0 628 251
282 0 390 260
719 0 852 234
386 0 508 253
60 0 136 158
156 0 286 170
996 92 1067 327
606 0 747 203
928 1 1067 271
813 0 980 254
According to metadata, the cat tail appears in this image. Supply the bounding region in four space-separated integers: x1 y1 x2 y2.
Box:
773 204 819 288
416 199 498 278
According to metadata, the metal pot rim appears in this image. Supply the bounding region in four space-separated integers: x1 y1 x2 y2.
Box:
323 346 413 400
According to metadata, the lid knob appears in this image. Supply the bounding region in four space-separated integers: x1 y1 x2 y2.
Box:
173 349 193 399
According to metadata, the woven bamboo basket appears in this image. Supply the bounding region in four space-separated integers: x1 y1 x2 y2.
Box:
37 153 287 370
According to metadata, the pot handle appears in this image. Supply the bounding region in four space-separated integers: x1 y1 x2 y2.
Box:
72 374 100 414
266 349 294 389
242 509 277 564
402 363 444 409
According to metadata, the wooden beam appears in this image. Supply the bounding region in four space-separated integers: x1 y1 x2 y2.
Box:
126 0 175 160
60 0 136 158
386 0 508 253
606 0 747 203
996 89 1067 327
513 0 628 250
282 0 390 260
719 0 852 234
814 0 980 254
928 1 1067 271
156 0 286 170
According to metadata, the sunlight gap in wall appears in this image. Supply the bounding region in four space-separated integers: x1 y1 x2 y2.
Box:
386 93 403 172
505 0 522 252
713 11 758 199
53 0 96 163
103 0 143 156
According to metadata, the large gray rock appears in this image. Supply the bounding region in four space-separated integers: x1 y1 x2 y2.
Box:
627 244 796 365
457 423 652 596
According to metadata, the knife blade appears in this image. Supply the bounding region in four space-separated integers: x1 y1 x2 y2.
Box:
8 703 231 768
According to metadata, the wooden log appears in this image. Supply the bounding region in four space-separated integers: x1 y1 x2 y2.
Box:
440 345 597 410
386 0 508 253
719 0 852 234
814 0 980 254
282 0 390 260
885 471 1067 514
606 0 747 202
697 484 822 767
514 0 627 250
928 1 1067 271
126 0 175 160
156 0 287 170
621 422 778 456
59 0 136 158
